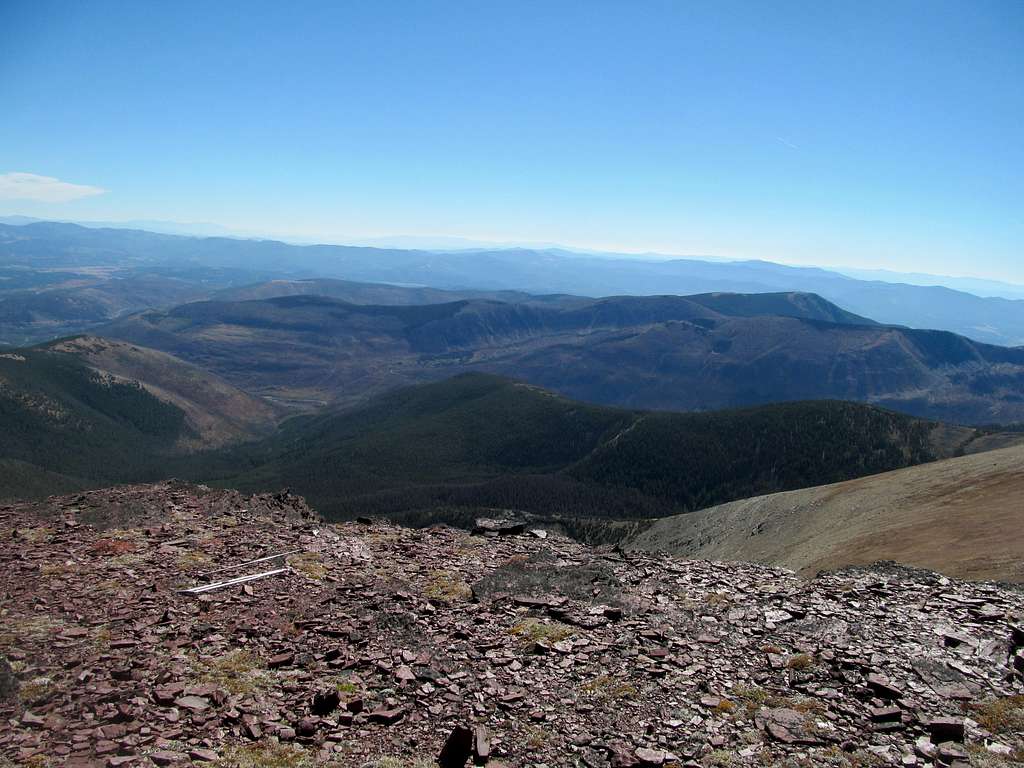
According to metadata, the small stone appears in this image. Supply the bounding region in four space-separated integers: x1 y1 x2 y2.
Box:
395 665 416 683
267 652 295 668
367 707 406 725
311 689 341 716
173 695 209 712
149 752 186 766
20 711 45 727
869 705 902 723
636 747 669 765
473 725 491 764
866 673 904 699
607 741 642 768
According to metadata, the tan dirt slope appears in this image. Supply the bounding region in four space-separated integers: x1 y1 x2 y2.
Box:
627 443 1024 582
50 336 282 448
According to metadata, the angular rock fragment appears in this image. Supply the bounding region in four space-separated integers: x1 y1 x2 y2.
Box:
367 706 407 724
928 716 965 743
311 688 341 716
473 725 491 765
439 724 473 767
866 673 905 699
760 708 823 745
173 695 210 712
474 518 526 536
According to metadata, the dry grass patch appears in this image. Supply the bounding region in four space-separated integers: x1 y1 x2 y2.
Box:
580 674 638 702
13 757 58 768
715 698 738 715
0 614 63 651
18 675 56 706
786 653 815 670
176 550 213 570
824 747 889 768
510 618 573 644
39 562 72 577
731 684 770 717
455 535 485 552
359 759 436 768
193 649 269 696
731 685 824 718
217 741 314 768
106 551 147 568
970 695 1024 735
965 743 1024 767
768 693 827 715
705 750 735 767
288 552 327 580
523 725 552 750
422 570 472 603
17 526 53 544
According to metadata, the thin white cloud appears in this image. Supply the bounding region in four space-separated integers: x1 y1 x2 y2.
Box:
0 172 106 202
776 137 800 150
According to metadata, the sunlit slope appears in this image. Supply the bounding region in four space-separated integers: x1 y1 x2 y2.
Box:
626 442 1024 582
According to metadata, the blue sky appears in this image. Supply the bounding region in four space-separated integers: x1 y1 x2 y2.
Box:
1 0 1021 280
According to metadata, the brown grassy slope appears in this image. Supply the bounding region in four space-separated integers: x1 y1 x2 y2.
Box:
48 336 282 448
626 442 1024 582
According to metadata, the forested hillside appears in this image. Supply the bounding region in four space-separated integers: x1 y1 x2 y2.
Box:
204 374 979 523
0 348 188 496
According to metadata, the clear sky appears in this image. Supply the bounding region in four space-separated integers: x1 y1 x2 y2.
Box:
1 1 1021 280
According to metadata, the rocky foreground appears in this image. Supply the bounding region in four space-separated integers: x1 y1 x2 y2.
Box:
1 483 1022 768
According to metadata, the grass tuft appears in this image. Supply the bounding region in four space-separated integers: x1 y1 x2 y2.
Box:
786 653 815 670
18 676 55 705
218 741 314 768
970 695 1024 735
579 674 638 702
510 618 573 644
705 750 735 767
176 550 213 570
731 684 770 718
715 698 737 715
194 649 269 696
422 570 472 602
288 553 327 580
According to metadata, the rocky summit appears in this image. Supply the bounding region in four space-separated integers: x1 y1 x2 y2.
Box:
1 483 1022 768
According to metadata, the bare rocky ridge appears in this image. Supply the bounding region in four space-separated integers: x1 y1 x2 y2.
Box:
2 483 1022 767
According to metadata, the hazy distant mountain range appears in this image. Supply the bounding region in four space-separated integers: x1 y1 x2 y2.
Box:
3 220 1024 347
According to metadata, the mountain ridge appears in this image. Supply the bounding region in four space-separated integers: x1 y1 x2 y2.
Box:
5 221 1024 345
97 291 1024 423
